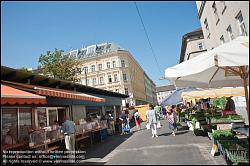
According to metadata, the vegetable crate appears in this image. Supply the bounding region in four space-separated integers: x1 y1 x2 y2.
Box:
217 139 249 165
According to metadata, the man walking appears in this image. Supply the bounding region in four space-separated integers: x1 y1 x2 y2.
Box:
146 104 158 138
61 115 76 151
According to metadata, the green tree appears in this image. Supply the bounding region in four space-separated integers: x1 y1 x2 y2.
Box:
18 67 32 72
38 48 81 82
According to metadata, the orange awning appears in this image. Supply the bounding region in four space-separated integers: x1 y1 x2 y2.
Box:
1 81 105 103
1 84 47 105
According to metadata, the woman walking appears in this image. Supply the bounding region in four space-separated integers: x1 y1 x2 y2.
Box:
167 105 177 136
146 104 158 138
134 110 141 131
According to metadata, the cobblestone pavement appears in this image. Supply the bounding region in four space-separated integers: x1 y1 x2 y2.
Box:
81 120 227 165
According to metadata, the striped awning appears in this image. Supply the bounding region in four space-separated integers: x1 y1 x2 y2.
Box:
1 81 105 103
1 84 47 105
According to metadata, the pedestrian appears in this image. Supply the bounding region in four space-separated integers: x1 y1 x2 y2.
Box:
124 115 131 134
61 115 76 151
119 110 127 135
154 105 162 128
108 113 115 135
167 105 177 136
134 110 141 131
161 106 167 119
146 104 158 138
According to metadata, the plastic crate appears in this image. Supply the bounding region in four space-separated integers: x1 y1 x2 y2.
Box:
216 139 249 164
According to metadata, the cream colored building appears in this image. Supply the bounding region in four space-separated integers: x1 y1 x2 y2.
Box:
66 43 157 106
196 1 249 50
179 28 207 63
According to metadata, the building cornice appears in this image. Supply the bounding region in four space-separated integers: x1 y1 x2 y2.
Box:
198 1 206 19
179 28 204 63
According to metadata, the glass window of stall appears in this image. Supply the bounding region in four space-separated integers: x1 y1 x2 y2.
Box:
1 108 18 145
48 109 58 126
18 108 32 142
36 108 47 128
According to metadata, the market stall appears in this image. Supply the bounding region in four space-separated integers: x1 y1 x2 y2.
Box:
165 36 249 164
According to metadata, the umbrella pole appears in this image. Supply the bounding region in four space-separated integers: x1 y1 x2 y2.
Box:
243 77 249 121
240 66 249 122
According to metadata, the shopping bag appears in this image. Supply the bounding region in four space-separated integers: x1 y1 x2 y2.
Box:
157 121 161 128
146 123 150 130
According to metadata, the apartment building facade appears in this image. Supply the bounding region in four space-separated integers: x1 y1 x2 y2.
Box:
179 27 207 63
66 43 157 106
196 1 249 50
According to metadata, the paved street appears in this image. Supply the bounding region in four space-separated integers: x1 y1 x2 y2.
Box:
81 120 227 165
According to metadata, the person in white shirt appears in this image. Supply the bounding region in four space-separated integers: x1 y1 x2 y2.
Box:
146 104 158 138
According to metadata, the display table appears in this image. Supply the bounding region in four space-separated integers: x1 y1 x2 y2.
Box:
2 143 26 151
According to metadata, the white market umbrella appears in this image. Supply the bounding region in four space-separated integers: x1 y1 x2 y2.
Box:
165 36 249 119
181 87 245 100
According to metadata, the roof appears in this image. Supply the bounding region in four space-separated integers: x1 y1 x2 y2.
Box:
1 84 47 105
156 85 176 92
1 80 105 103
179 27 204 63
1 66 128 98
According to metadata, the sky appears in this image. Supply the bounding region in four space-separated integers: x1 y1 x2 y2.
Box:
1 1 201 86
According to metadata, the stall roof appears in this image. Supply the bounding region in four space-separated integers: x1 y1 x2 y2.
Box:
1 80 105 103
1 84 47 105
1 66 128 98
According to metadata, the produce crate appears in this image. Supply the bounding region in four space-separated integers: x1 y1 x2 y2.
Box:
193 129 208 136
216 139 249 164
225 148 249 165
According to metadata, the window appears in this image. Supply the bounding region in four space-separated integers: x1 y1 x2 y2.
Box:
123 73 127 81
204 18 210 38
107 62 111 69
236 11 247 36
221 1 226 14
2 108 18 143
112 61 116 68
19 108 32 140
37 108 47 127
91 65 95 72
115 89 119 93
99 77 104 85
220 35 225 44
92 78 97 86
121 60 126 67
212 2 219 24
83 67 88 73
48 109 57 126
98 64 102 71
226 25 234 41
114 74 118 82
108 75 112 83
198 42 204 50
125 88 129 95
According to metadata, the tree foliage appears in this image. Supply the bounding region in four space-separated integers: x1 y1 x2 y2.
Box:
38 48 81 82
18 67 31 72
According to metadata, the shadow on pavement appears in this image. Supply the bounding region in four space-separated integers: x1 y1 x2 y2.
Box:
83 122 137 162
158 130 190 137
